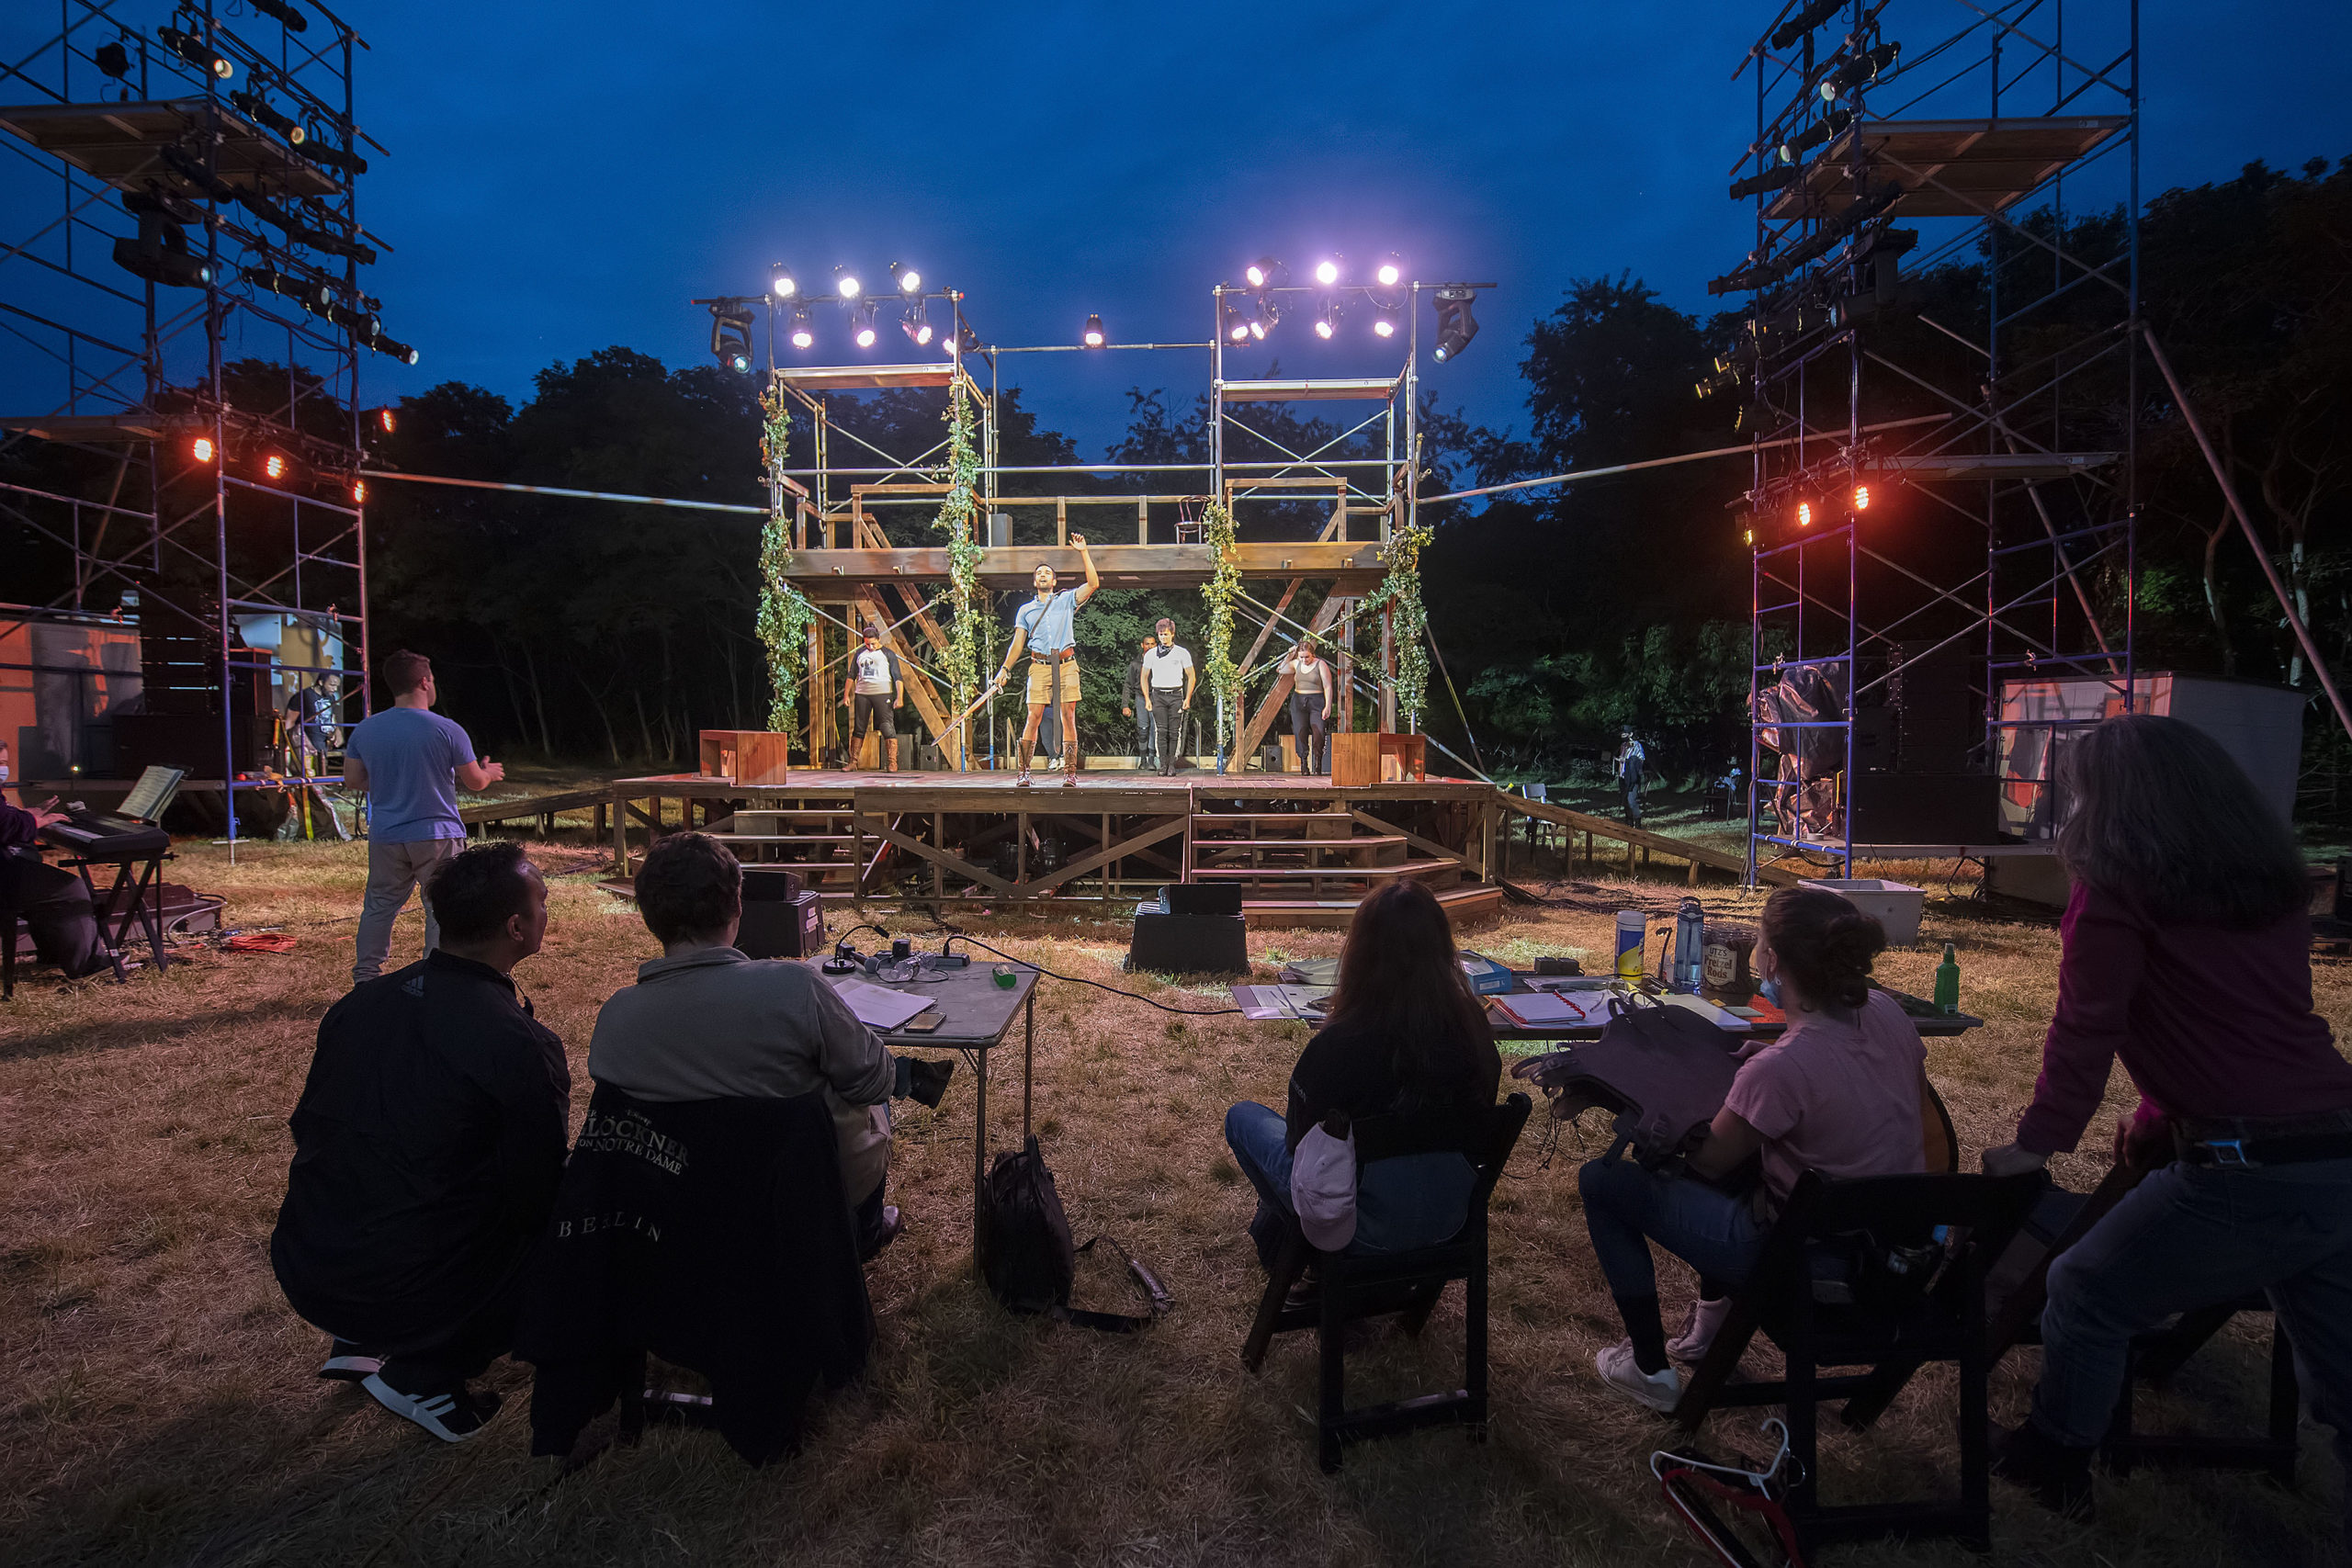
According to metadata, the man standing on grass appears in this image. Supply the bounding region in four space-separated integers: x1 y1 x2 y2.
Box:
1617 728 1646 827
272 840 568 1444
343 649 503 987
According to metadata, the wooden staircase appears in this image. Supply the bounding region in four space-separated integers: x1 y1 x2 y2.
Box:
707 807 870 897
1187 807 1498 929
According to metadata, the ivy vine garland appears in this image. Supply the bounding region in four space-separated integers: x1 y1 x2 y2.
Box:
929 379 989 762
755 387 816 734
1361 517 1432 731
1198 498 1242 753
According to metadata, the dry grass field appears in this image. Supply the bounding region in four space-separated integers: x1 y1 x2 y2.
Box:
4 836 2349 1567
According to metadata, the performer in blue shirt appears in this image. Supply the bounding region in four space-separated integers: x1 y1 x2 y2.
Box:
988 535 1101 787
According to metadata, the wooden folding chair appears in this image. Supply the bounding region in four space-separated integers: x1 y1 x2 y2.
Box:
1240 1092 1532 1473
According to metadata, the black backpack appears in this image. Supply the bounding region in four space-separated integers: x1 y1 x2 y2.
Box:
978 1136 1168 1332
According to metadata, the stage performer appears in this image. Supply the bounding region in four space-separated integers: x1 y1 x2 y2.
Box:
1284 636 1331 774
1982 715 2352 1531
1140 618 1195 776
272 841 566 1444
842 623 904 773
343 650 504 987
1124 636 1156 764
989 534 1101 787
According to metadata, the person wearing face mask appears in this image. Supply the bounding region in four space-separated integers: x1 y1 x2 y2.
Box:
1577 885 1932 1412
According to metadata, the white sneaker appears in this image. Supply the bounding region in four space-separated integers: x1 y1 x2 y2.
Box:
1668 1295 1736 1363
362 1371 502 1442
318 1339 382 1382
1595 1339 1683 1413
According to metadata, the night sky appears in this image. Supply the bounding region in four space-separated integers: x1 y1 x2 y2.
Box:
19 3 2352 460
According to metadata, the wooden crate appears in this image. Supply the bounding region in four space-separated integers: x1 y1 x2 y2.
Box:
1330 731 1426 788
697 728 790 786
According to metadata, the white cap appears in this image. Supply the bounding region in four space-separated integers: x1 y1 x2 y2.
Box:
1289 1119 1358 1251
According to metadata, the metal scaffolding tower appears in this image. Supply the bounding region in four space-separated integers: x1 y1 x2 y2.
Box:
1724 0 2141 878
1 0 396 840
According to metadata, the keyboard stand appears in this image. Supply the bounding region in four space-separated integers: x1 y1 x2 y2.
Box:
4 851 173 998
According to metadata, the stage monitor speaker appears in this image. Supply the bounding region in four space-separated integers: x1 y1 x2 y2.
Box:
738 868 822 960
1159 883 1242 917
1848 773 1998 845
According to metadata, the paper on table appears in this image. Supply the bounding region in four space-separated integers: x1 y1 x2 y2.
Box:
1663 993 1749 1030
834 978 936 1031
1490 990 1589 1026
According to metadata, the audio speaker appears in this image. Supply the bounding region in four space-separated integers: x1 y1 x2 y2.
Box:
738 866 822 960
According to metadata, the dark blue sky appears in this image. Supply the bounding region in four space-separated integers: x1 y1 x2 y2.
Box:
332 2 2352 457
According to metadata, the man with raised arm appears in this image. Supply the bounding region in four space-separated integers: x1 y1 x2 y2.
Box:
989 534 1101 788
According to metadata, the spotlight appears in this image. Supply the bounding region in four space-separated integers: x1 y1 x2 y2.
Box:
230 91 306 145
901 311 933 347
1778 107 1852 164
191 435 216 463
1430 286 1478 362
1373 316 1396 338
1371 295 1401 338
789 304 815 349
1821 40 1900 99
892 263 921 294
1852 483 1871 512
836 268 862 299
708 299 757 373
250 0 310 31
369 333 420 367
947 322 981 356
1243 255 1280 289
113 214 216 288
1375 254 1403 288
351 479 367 503
375 406 396 434
771 267 798 299
94 40 131 80
1224 302 1250 343
852 302 877 349
158 26 232 80
855 323 876 348
1795 500 1814 528
1246 314 1268 342
264 453 288 481
1314 258 1340 287
1314 299 1342 340
1081 313 1105 347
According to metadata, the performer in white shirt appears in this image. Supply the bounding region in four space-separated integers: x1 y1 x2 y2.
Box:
1284 637 1332 775
1138 618 1196 776
842 624 904 773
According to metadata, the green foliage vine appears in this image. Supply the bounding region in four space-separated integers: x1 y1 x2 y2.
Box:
930 379 989 761
1198 499 1241 752
1361 517 1433 731
755 387 816 734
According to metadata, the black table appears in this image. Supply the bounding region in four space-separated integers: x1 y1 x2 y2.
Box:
1481 978 1983 1046
820 960 1041 1245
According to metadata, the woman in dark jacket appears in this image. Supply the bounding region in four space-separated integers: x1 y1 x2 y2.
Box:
1984 715 2352 1529
1223 879 1503 1267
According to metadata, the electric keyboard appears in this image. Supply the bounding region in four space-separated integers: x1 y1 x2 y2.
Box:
40 811 171 859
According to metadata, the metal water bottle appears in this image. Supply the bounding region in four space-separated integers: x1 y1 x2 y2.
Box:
1672 897 1705 992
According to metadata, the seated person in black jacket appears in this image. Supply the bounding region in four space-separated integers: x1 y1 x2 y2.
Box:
270 840 570 1443
1222 879 1504 1268
0 793 107 979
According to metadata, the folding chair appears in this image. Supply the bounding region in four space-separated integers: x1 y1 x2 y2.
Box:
1670 1169 2048 1555
1240 1092 1532 1473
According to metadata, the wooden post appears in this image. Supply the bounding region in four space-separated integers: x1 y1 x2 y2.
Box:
1136 497 1148 544
1056 498 1068 546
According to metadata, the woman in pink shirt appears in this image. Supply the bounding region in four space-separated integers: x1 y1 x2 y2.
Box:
1581 886 1929 1411
1984 716 2352 1526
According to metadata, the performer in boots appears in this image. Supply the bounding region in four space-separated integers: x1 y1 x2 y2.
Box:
842 623 903 773
989 535 1100 787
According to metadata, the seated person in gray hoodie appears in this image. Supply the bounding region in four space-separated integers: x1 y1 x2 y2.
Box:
589 831 907 1258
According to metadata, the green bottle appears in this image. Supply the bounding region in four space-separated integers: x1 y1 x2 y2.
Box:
1933 942 1961 1015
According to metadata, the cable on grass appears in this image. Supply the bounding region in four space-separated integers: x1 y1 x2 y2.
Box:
943 934 1243 1017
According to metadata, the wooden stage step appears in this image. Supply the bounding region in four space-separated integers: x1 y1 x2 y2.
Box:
1191 857 1458 884
1243 884 1504 930
1190 835 1407 853
702 832 856 846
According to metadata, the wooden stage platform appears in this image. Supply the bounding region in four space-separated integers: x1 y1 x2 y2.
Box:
461 767 1785 928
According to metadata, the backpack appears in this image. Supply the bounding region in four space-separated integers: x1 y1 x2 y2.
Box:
1510 992 1743 1168
978 1136 1169 1332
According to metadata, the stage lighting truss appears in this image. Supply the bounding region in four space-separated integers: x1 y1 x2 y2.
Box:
708 299 758 372
1430 286 1478 362
1081 313 1105 347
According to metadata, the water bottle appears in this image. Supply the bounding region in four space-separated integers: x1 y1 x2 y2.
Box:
1614 909 1646 984
1672 898 1705 993
1933 942 1961 1015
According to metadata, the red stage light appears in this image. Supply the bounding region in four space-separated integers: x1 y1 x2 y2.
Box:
264 454 287 480
352 479 367 503
191 435 215 463
376 407 396 434
1852 483 1871 512
1795 500 1814 528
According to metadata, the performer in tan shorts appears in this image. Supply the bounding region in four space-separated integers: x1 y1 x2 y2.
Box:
988 535 1101 787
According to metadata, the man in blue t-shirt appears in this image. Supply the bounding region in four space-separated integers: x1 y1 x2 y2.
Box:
987 534 1101 787
343 650 504 986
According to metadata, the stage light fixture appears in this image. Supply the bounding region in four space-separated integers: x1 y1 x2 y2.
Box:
1778 107 1852 164
771 267 798 299
1729 164 1802 201
901 310 934 347
1247 315 1267 342
1375 254 1403 288
1244 255 1280 289
113 214 217 288
1314 258 1340 287
1225 303 1250 343
1852 483 1871 512
1771 0 1843 51
1821 40 1900 99
1430 286 1478 362
1314 299 1342 340
1795 500 1814 528
708 299 757 373
1081 313 1105 347
351 479 367 503
230 91 306 144
94 40 131 80
789 305 815 350
892 263 921 294
376 407 396 434
265 453 288 481
1373 316 1396 338
836 269 862 299
852 302 878 349
191 435 216 463
250 0 311 30
158 26 232 79
947 322 981 356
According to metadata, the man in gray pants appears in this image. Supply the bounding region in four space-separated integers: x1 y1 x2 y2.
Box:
342 650 503 986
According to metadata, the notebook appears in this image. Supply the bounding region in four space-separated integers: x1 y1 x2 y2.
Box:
1490 990 1591 1027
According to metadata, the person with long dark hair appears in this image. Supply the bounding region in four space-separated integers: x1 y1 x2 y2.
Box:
1222 879 1504 1266
1983 715 2352 1525
1580 885 1931 1411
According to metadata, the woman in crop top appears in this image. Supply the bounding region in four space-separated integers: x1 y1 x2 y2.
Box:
1580 885 1929 1412
1285 637 1331 775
